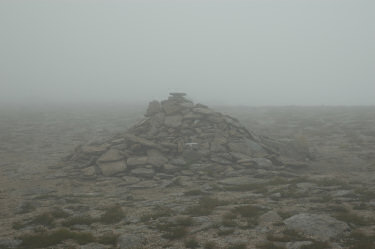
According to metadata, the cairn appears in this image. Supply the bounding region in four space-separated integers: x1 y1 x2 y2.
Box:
65 93 288 179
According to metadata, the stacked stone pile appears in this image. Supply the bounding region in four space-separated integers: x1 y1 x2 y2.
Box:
65 93 292 179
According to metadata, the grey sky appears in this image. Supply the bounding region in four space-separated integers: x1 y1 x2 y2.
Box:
1 0 374 105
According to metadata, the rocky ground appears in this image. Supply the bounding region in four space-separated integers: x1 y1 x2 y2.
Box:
0 100 374 249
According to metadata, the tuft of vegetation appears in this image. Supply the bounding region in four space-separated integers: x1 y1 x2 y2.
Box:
156 216 194 240
97 232 119 246
99 204 125 224
184 189 206 196
300 241 331 249
186 197 227 216
333 209 374 226
17 202 36 214
226 242 247 249
30 213 56 228
62 215 96 227
184 237 200 248
204 241 218 249
174 216 194 226
223 183 268 193
256 242 284 249
232 205 265 218
221 212 237 227
159 226 188 240
344 231 375 249
18 228 118 248
267 229 307 242
12 221 24 230
217 228 235 236
49 207 70 219
18 228 95 248
141 206 175 222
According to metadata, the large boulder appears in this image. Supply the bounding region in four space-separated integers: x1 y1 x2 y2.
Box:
284 213 349 241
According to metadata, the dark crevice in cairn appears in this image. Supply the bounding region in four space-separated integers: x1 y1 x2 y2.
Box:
65 93 304 179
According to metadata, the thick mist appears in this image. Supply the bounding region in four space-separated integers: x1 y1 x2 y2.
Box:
1 0 374 105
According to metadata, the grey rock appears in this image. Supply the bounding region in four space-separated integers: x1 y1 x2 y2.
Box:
284 213 349 241
170 157 186 166
219 176 264 186
127 156 149 166
118 234 145 249
259 211 282 224
124 134 161 149
164 115 183 128
81 144 109 154
97 160 127 176
253 157 273 168
193 107 216 115
286 241 313 249
97 149 123 162
81 243 108 249
161 100 183 114
182 150 202 163
81 166 96 177
146 100 161 116
0 238 22 248
170 92 186 97
121 176 141 185
147 149 168 166
129 180 158 189
163 163 178 172
131 168 155 178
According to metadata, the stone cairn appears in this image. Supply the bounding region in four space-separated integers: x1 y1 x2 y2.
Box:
65 93 284 179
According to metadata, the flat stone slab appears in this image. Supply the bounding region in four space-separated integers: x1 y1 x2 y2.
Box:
97 149 123 162
97 160 127 176
219 176 265 186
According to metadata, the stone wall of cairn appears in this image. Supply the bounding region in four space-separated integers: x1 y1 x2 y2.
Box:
66 93 283 179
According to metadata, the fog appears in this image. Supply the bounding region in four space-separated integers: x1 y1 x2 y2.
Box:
1 0 374 106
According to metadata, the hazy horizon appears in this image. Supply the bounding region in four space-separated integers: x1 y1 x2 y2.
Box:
1 0 374 106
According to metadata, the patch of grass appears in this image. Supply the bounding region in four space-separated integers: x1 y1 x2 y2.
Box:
226 242 247 249
334 210 373 226
232 205 265 218
186 197 227 216
62 215 96 227
12 221 25 230
17 202 36 214
277 210 294 219
174 216 194 226
159 225 188 240
223 183 268 193
256 242 284 249
344 231 375 249
156 216 194 240
184 237 200 248
140 206 174 222
49 208 70 219
18 228 95 248
313 178 346 187
267 229 308 242
30 213 56 228
204 241 218 249
300 241 331 249
33 194 58 200
99 204 125 224
355 188 375 202
97 232 119 246
222 212 237 227
217 228 235 236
